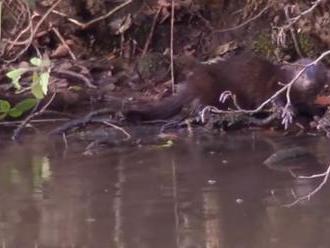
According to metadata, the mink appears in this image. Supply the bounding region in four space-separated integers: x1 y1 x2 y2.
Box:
124 53 328 124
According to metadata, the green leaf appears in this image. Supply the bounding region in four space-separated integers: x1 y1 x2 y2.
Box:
31 83 44 99
0 100 11 113
6 68 24 80
30 57 43 67
8 108 23 118
6 68 26 90
13 98 38 112
31 72 44 99
39 72 49 95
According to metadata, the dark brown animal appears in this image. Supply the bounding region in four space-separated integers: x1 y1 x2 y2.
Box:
281 58 327 107
125 53 328 122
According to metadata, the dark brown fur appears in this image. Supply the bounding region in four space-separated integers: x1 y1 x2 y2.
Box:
125 53 328 121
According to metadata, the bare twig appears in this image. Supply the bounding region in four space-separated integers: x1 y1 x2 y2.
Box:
142 7 161 57
6 0 63 62
275 0 325 48
214 4 270 33
284 6 303 57
170 0 175 93
53 0 132 29
51 27 77 60
12 92 56 141
102 120 131 140
52 69 97 88
49 107 118 135
286 0 325 29
0 1 3 41
62 132 68 150
284 165 330 207
5 2 33 48
0 118 69 126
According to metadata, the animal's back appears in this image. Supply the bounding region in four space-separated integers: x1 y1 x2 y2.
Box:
189 53 283 109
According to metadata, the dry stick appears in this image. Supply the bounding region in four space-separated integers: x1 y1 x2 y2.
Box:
51 0 132 29
276 0 325 56
284 6 303 58
0 118 69 126
201 50 330 124
84 121 131 152
6 0 63 62
49 107 118 135
213 4 270 33
0 1 2 41
52 69 97 88
82 0 132 29
284 165 330 208
12 92 56 141
286 0 325 28
141 7 161 57
8 12 55 46
102 120 131 140
51 27 77 60
6 2 33 47
170 0 175 93
62 132 68 150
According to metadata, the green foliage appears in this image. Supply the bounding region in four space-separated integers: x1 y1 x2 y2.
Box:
6 56 51 99
0 98 38 120
2 56 51 120
32 71 49 99
252 33 275 58
0 100 11 113
6 68 27 90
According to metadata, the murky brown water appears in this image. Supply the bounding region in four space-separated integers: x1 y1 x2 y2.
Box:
0 131 330 248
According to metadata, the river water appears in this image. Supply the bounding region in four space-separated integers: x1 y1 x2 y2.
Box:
0 131 329 248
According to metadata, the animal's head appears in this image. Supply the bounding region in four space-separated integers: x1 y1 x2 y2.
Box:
291 58 328 93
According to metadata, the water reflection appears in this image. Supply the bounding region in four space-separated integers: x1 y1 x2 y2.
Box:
0 133 329 248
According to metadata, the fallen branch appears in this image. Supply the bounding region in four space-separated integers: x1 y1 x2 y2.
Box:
5 0 63 62
214 4 270 33
52 68 97 88
142 7 162 57
286 0 325 29
51 27 77 60
49 107 118 135
284 165 330 207
12 92 56 141
170 0 175 93
51 0 132 30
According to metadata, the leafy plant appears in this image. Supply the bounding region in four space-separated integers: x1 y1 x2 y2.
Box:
0 98 38 120
3 56 51 119
6 56 51 99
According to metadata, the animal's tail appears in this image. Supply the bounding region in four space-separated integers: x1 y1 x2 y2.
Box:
124 87 195 121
